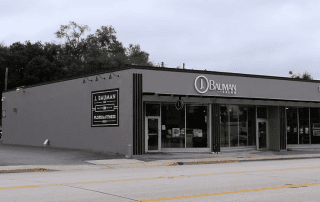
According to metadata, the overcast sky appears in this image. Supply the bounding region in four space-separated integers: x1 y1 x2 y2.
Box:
2 0 320 79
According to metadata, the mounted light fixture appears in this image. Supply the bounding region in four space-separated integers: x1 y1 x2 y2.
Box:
1 97 5 101
16 86 25 93
96 75 106 81
83 77 93 83
109 72 119 79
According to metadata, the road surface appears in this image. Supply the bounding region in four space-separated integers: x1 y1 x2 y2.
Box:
1 158 320 201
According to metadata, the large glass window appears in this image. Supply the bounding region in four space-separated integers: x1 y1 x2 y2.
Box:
220 105 229 147
229 105 239 147
287 108 298 144
239 106 248 146
161 104 185 148
299 108 310 144
220 105 252 147
186 105 208 148
311 108 320 144
159 103 208 148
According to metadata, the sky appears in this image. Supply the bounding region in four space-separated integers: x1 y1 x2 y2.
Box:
1 0 320 79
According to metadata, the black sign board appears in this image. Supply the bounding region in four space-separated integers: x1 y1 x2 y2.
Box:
91 89 119 127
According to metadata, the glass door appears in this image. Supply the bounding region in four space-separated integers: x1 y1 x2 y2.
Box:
145 117 160 152
257 121 267 149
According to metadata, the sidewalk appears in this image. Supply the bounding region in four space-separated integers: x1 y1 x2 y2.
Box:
87 149 320 168
1 144 320 172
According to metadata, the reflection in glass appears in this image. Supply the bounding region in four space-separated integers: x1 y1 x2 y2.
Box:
161 104 185 148
229 105 239 147
299 108 309 144
148 118 159 150
220 105 251 147
239 106 248 146
186 106 208 148
311 108 320 144
287 108 298 144
258 122 267 149
220 105 229 147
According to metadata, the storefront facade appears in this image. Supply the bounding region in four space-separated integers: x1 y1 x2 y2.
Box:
137 67 320 154
2 65 320 155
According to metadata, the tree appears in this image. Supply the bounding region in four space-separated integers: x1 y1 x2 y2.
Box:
1 21 156 90
126 44 153 66
55 21 155 75
54 21 89 73
82 26 128 73
289 71 313 80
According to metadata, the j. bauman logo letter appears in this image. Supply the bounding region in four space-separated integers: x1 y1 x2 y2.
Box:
194 75 236 94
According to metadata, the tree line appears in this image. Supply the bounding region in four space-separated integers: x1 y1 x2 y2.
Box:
0 21 155 91
0 21 314 91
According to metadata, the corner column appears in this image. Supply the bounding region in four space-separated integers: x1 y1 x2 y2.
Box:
133 73 143 155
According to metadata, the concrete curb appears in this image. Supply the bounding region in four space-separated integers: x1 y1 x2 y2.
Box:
2 154 320 171
165 155 320 166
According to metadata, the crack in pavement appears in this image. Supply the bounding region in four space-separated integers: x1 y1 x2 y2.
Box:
67 185 137 201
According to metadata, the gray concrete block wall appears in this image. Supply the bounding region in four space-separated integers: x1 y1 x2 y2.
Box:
2 69 134 155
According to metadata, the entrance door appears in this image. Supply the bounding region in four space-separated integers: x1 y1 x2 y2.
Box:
257 121 267 149
145 117 160 152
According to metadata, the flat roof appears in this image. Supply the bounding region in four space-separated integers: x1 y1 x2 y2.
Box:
3 64 320 92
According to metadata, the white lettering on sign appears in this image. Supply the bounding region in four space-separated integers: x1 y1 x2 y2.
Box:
94 115 116 119
94 94 116 101
195 75 236 94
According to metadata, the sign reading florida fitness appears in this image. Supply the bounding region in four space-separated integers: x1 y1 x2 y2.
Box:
194 75 237 94
91 89 119 127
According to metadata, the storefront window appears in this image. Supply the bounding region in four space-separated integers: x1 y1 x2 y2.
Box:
161 104 185 148
229 105 239 147
220 105 251 147
311 108 320 144
299 108 310 144
239 106 248 146
186 105 208 148
220 105 229 147
287 108 298 144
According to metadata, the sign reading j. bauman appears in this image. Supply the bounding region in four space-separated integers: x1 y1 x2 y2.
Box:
91 89 119 127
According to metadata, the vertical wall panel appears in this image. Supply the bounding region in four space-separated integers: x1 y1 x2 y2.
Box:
133 73 143 155
211 104 220 152
268 106 280 151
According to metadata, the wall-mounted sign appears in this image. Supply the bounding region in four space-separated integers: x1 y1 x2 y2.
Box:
91 88 119 127
194 75 237 94
175 99 184 110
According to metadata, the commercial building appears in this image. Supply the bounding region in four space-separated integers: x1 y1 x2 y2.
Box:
2 65 320 155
